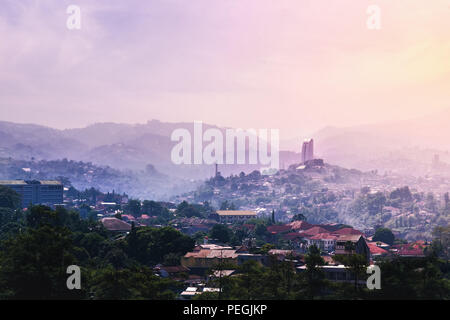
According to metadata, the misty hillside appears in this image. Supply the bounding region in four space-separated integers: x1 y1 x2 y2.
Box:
0 157 196 200
0 120 298 181
2 108 450 181
310 109 450 175
0 121 86 160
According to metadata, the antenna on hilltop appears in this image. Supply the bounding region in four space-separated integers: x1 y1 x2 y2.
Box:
214 162 221 177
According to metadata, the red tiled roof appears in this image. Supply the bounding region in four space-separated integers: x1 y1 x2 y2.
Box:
397 247 425 257
301 226 329 236
318 224 343 232
267 225 292 234
367 242 389 255
282 232 305 241
332 227 364 236
308 233 337 240
392 242 425 250
392 242 427 256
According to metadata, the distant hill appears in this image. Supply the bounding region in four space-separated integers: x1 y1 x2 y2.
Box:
0 120 299 180
0 157 194 200
3 108 450 181
0 121 86 160
310 109 450 175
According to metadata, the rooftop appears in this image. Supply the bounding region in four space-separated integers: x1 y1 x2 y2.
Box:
0 180 62 185
184 249 238 259
367 242 390 256
216 210 257 216
336 234 363 242
308 233 338 240
267 225 292 234
101 217 132 232
300 226 329 236
332 227 364 236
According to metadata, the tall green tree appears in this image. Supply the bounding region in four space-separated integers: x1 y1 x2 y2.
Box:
88 265 179 300
210 224 231 243
373 227 395 245
0 186 21 210
141 200 164 216
0 225 82 299
235 260 265 300
126 199 141 217
125 226 194 265
334 254 369 292
302 245 326 299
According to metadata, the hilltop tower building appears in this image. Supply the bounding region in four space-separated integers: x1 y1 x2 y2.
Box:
301 139 314 163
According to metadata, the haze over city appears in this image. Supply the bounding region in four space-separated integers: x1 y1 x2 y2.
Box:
0 0 449 303
1 0 450 140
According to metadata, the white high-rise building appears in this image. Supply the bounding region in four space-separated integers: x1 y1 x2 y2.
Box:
301 139 314 163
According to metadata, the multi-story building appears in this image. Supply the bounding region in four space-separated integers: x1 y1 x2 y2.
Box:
212 210 257 223
335 234 370 263
301 139 314 163
297 264 367 285
305 233 337 252
0 180 63 207
181 248 239 275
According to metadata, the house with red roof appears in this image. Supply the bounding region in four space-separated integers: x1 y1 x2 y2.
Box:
305 233 338 252
282 232 304 241
300 226 329 237
366 241 390 259
318 224 346 233
397 247 425 257
335 234 370 263
391 243 426 257
332 227 364 236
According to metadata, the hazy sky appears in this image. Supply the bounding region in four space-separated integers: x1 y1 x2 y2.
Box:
1 0 450 138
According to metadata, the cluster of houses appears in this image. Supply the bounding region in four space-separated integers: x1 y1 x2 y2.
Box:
97 209 430 299
98 210 258 234
168 215 429 298
268 219 429 260
266 221 370 255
